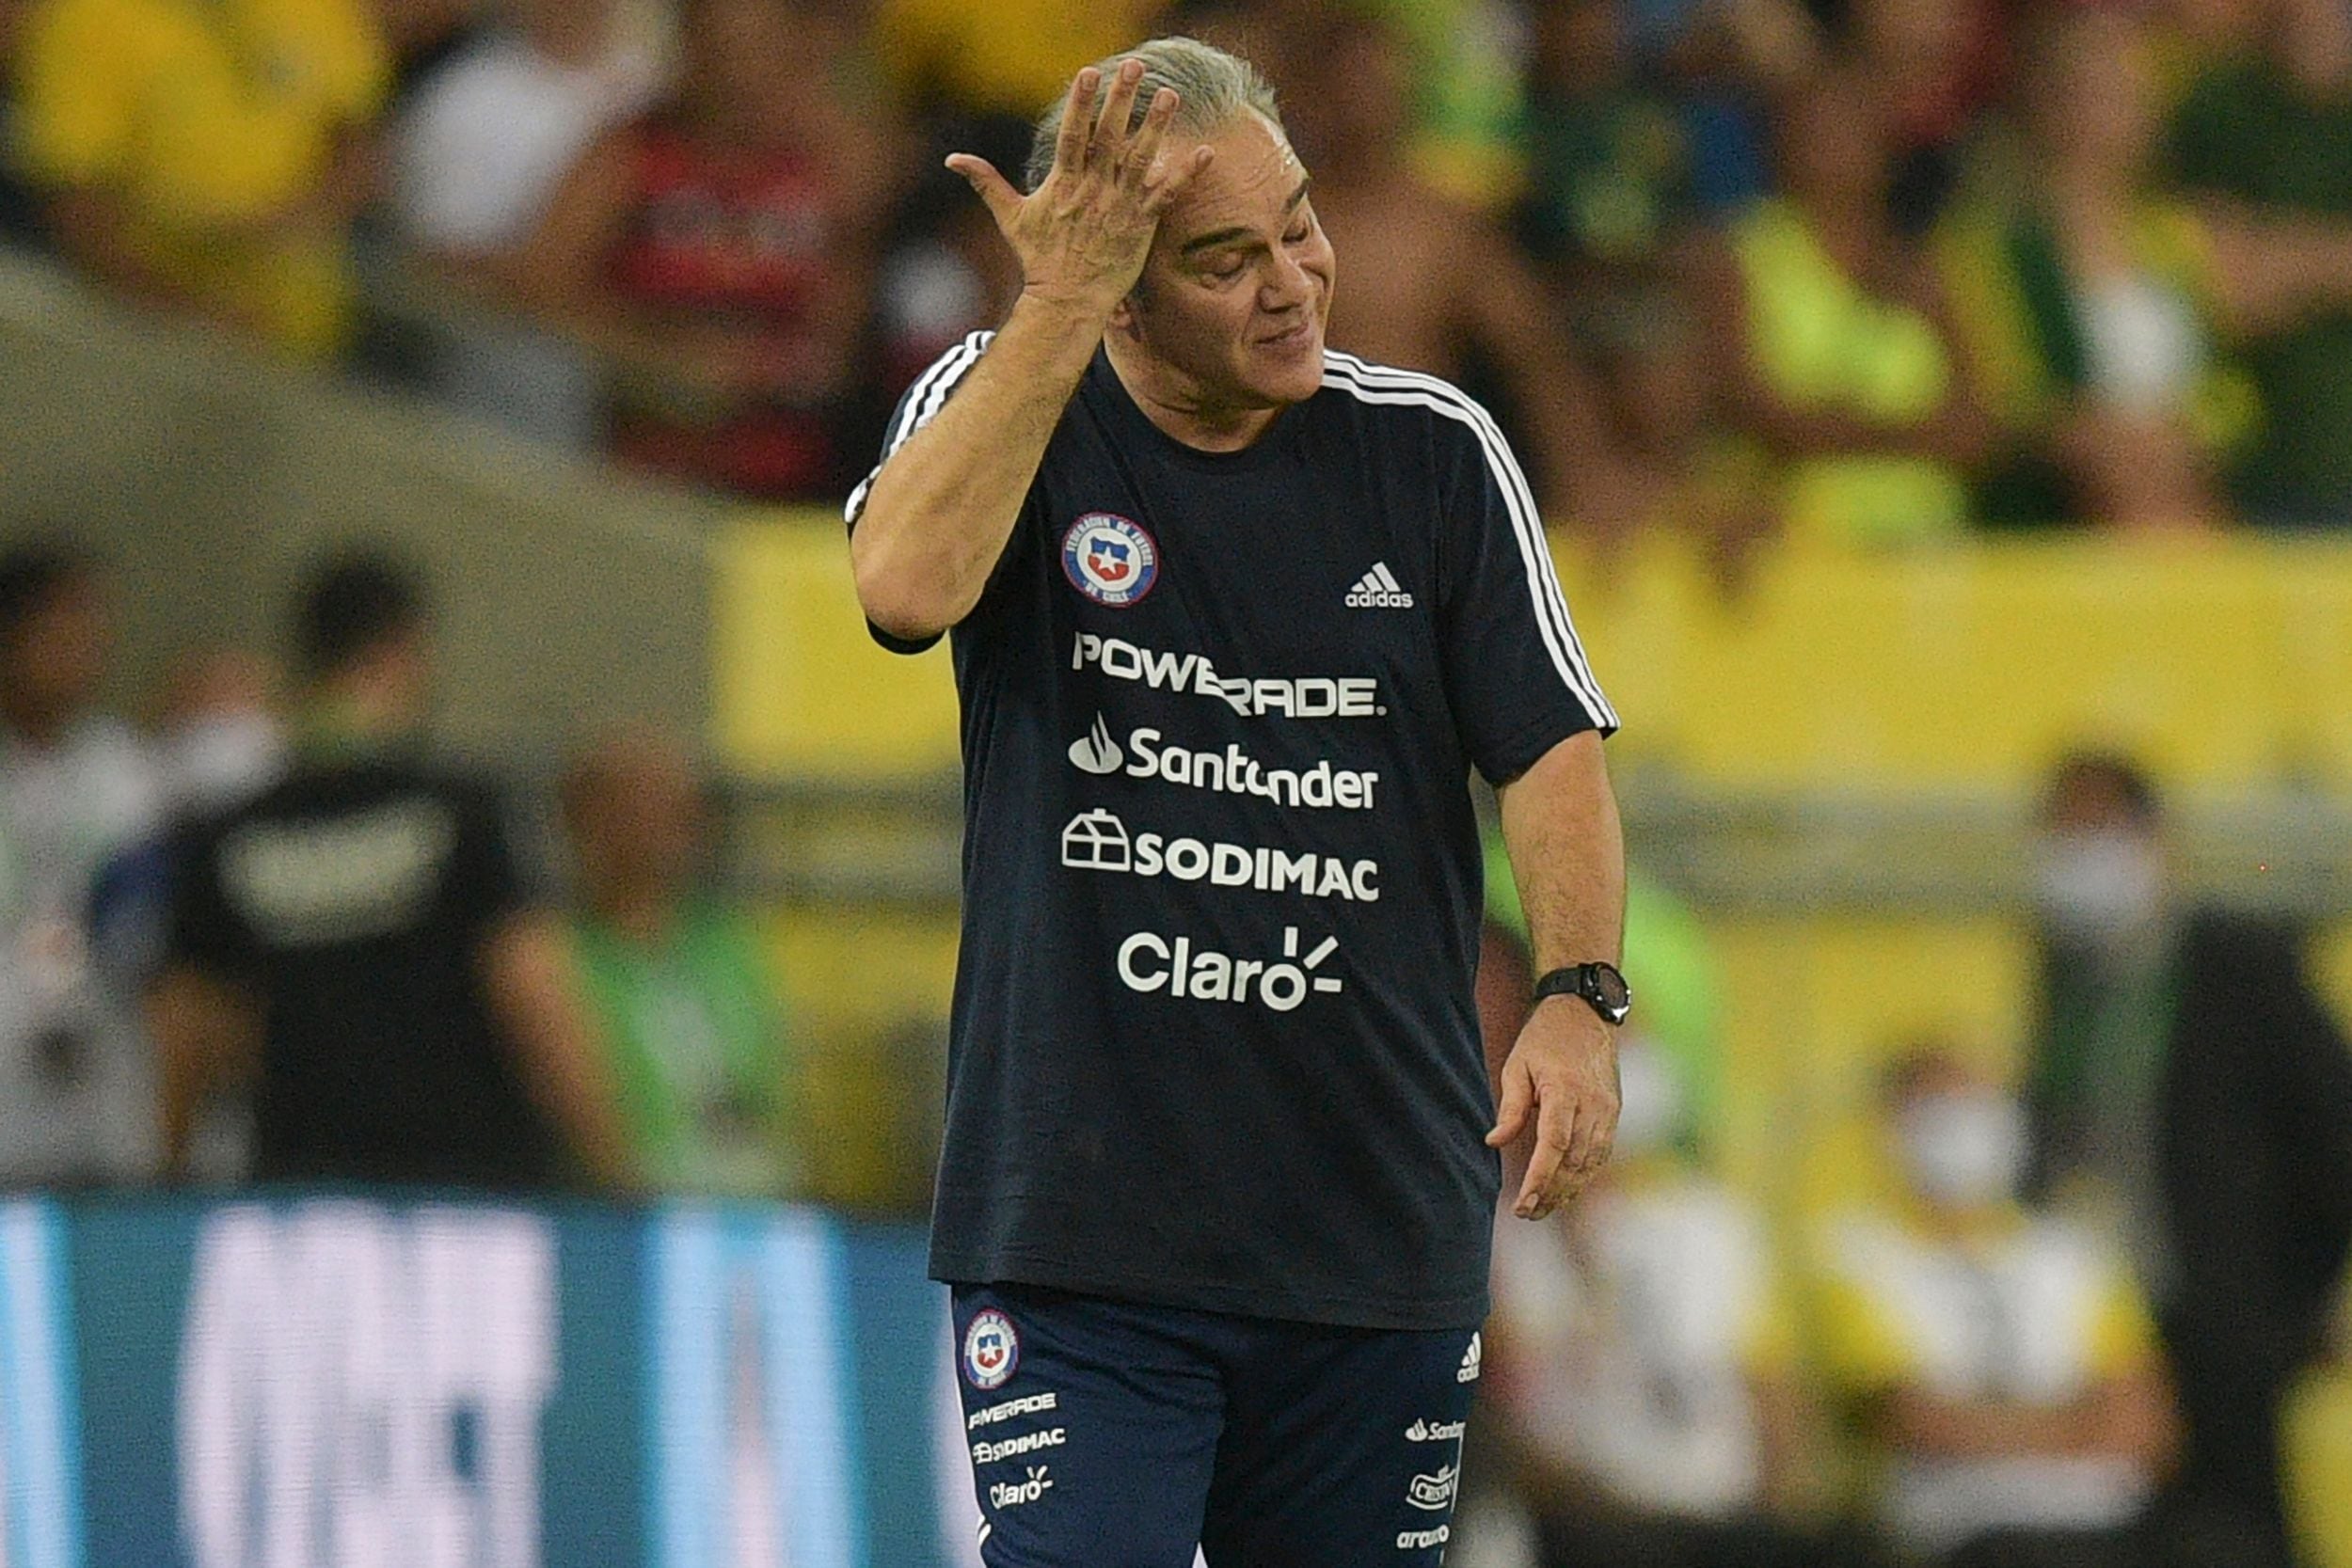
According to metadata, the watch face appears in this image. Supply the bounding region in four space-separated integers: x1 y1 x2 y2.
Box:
1591 968 1631 1012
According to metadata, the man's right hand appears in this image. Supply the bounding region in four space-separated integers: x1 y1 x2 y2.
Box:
946 58 1215 317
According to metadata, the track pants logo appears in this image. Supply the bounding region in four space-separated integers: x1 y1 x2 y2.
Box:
1406 1465 1458 1512
988 1466 1055 1509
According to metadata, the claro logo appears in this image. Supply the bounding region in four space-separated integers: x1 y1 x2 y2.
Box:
1072 635 1383 719
1117 926 1346 1010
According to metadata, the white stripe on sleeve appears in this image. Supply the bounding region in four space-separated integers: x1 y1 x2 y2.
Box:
1320 352 1617 729
844 331 994 526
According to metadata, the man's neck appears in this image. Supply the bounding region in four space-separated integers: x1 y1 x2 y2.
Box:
1103 339 1283 453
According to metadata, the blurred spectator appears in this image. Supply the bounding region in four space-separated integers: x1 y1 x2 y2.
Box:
151 647 288 822
2026 753 2352 1568
146 646 286 1182
1273 8 1628 530
0 541 164 1185
1516 0 1702 313
1638 0 1822 216
1486 832 1730 1155
560 725 800 1198
2166 0 2352 526
1690 67 1992 546
1588 296 1778 586
872 0 1157 119
1814 1046 2173 1568
389 0 669 443
512 0 898 500
1937 9 2244 531
0 0 46 246
872 114 1025 399
377 0 486 108
1843 0 2008 235
9 0 389 358
1482 1037 1851 1568
151 551 634 1190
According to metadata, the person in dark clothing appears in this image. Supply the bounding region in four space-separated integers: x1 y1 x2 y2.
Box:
149 552 634 1192
2026 752 2352 1568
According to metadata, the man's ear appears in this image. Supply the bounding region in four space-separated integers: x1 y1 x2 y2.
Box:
1107 294 1138 338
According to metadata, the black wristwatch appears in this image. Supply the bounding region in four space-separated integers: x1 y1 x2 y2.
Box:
1532 962 1632 1026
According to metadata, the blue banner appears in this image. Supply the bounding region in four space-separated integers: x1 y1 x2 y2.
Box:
20 1193 964 1568
0 1200 81 1568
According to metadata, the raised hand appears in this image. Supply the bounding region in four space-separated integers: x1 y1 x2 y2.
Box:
945 58 1216 316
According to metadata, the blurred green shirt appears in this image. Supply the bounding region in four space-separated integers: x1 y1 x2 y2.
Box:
2168 61 2352 521
569 902 799 1198
1484 834 1724 1152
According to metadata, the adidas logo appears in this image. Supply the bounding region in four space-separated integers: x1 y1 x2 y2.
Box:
1456 1332 1481 1383
1344 562 1414 609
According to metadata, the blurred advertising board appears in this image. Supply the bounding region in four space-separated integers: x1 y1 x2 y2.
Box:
0 1201 81 1568
0 1194 968 1568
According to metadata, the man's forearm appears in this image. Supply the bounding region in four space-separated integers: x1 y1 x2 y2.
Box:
147 968 256 1177
850 290 1113 640
1497 732 1626 973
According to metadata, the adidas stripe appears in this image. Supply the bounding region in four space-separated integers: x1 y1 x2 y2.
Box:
1320 353 1617 730
844 330 994 526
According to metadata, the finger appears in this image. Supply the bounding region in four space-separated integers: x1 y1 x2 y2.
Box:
1091 56 1147 166
1560 1090 1608 1178
1125 86 1178 180
1143 144 1216 214
945 154 1022 230
1054 68 1100 177
1486 1057 1533 1148
1515 1085 1572 1219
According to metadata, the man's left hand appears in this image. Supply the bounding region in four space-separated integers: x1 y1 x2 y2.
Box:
1486 997 1620 1219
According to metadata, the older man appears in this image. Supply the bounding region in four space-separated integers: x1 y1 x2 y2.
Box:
849 37 1626 1566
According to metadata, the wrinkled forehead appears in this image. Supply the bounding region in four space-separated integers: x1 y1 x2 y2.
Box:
1155 112 1310 249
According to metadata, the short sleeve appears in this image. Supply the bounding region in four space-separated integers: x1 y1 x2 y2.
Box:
162 824 256 980
447 783 532 937
1434 413 1617 784
844 330 994 656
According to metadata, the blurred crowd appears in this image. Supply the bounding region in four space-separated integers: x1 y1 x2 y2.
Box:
7 0 2352 1563
6 0 2352 556
1470 759 2352 1568
0 539 803 1199
5 523 2349 1568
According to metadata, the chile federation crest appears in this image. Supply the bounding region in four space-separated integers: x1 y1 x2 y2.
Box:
1061 513 1159 608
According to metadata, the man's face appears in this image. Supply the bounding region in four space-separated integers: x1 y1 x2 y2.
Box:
3 577 110 729
568 742 705 898
1117 113 1335 414
2034 768 2165 946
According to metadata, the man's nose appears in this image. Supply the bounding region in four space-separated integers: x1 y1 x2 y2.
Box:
1261 248 1313 310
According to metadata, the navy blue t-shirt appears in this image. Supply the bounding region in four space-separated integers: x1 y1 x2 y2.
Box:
849 337 1617 1329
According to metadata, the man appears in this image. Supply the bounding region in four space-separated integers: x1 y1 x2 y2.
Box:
2166 0 2352 527
847 38 1627 1565
2026 753 2352 1568
1816 1046 2174 1568
1485 1038 1849 1568
560 725 799 1197
11 0 387 357
151 553 634 1190
1266 9 1625 530
0 542 165 1185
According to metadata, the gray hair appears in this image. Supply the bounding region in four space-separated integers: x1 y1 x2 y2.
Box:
1025 36 1282 193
